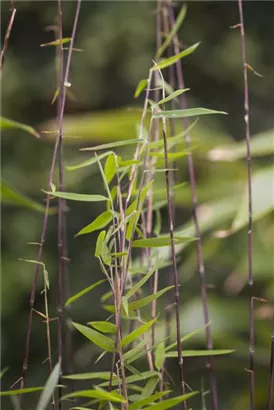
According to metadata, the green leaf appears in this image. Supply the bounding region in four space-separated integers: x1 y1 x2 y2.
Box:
66 151 112 171
104 153 117 184
0 116 40 138
63 372 116 381
141 392 198 410
65 279 106 307
129 391 170 410
88 322 117 334
134 79 148 98
0 387 44 396
81 138 144 151
0 367 8 379
40 37 71 47
126 180 154 216
165 349 235 358
155 342 165 371
76 211 113 237
1 179 55 214
128 286 174 311
156 4 187 58
156 89 190 106
207 128 274 161
125 267 156 301
72 322 115 352
95 231 111 265
62 388 126 403
132 236 195 248
35 361 61 410
139 376 159 400
99 371 159 387
120 318 158 348
152 43 200 71
43 190 109 202
154 108 227 119
165 322 212 352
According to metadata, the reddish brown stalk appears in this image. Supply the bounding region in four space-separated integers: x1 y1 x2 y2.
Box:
167 2 218 408
0 1 16 73
237 2 254 409
20 0 82 399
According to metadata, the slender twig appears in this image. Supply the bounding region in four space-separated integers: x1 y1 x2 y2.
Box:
268 321 274 410
20 0 82 398
157 68 187 410
167 2 218 409
237 2 254 409
0 1 16 73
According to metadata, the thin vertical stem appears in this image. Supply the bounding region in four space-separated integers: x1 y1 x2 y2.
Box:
268 322 274 410
237 2 254 409
167 2 218 409
0 1 16 73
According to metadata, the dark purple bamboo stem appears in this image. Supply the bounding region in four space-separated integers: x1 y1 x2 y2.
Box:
0 1 16 73
167 2 218 409
237 3 254 409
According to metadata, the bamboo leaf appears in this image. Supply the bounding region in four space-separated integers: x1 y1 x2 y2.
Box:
134 79 148 98
139 376 159 400
81 138 144 151
165 322 212 352
129 391 170 410
141 392 198 410
1 116 40 138
75 211 113 237
35 361 61 410
165 349 235 358
99 371 159 387
128 286 174 311
104 153 117 184
62 388 126 403
0 367 8 379
66 151 112 171
1 179 55 214
132 236 195 248
154 108 227 119
88 322 117 334
65 279 106 307
155 342 165 371
43 190 109 202
120 318 158 348
63 372 116 381
156 89 190 106
156 4 187 58
95 230 111 265
40 37 71 47
152 43 200 71
125 266 157 301
72 322 115 352
0 387 44 396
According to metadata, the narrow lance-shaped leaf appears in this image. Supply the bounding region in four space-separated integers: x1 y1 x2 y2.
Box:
99 371 159 387
129 391 170 410
75 211 113 237
155 89 190 106
66 151 112 171
165 322 212 352
61 388 126 403
72 322 115 352
154 107 227 119
125 265 158 300
1 179 56 214
120 318 158 348
43 190 109 202
152 43 200 71
156 4 187 58
128 286 174 311
141 392 198 410
1 116 40 138
134 79 148 99
104 153 117 184
63 371 116 381
65 279 106 307
0 387 44 396
165 349 235 358
132 236 195 248
40 37 71 47
35 361 61 410
88 322 117 334
155 342 165 371
80 138 144 151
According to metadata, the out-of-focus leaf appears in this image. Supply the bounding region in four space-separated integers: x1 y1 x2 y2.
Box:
1 116 40 138
152 43 200 71
1 179 55 214
65 279 106 307
208 128 274 161
134 79 148 98
40 37 71 47
155 342 165 371
0 367 8 379
43 190 109 202
165 322 212 352
125 266 156 301
63 372 116 380
35 361 60 410
155 89 190 106
72 322 115 352
128 286 174 311
95 230 111 265
129 391 170 410
154 108 227 119
81 138 144 152
119 318 157 348
141 392 198 410
99 371 159 387
66 151 112 171
88 321 117 334
156 4 187 58
75 211 113 237
0 387 44 396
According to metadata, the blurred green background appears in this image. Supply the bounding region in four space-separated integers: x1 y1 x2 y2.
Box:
1 1 274 409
